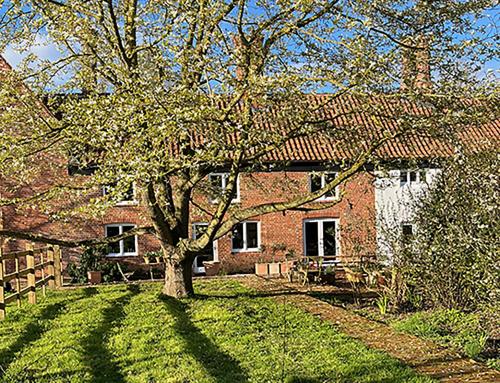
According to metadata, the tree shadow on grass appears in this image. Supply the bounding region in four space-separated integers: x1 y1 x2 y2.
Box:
80 284 140 383
195 290 303 301
160 295 249 383
0 287 98 377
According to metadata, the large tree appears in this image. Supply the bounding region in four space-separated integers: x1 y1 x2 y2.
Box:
0 0 497 297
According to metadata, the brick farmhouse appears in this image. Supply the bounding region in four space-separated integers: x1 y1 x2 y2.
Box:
1 54 498 276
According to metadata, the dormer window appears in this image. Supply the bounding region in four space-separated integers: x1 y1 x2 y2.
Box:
208 173 240 203
309 172 338 200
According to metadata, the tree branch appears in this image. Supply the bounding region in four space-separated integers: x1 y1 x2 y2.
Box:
0 226 153 248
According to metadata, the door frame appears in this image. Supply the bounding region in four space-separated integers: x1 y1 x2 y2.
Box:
302 218 340 258
192 222 218 274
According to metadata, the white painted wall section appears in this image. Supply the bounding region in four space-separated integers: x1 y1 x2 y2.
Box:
374 168 441 261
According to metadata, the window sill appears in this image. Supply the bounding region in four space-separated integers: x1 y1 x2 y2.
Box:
315 197 338 202
114 201 139 206
106 253 138 257
210 199 241 205
231 248 261 253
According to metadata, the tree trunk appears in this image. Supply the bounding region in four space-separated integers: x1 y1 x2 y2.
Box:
162 256 194 298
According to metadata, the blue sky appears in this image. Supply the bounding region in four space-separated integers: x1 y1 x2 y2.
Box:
1 3 498 80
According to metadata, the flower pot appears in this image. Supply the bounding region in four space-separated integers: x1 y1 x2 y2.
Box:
155 257 162 264
255 263 269 276
279 261 295 274
143 257 150 264
87 270 102 285
203 261 221 277
268 262 280 276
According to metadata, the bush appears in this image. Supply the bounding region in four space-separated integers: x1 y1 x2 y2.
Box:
392 309 489 358
394 151 499 310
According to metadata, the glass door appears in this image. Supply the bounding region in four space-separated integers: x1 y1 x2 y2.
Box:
304 219 338 264
192 223 215 274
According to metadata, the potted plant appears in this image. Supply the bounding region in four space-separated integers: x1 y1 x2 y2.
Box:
203 260 221 276
255 254 269 276
143 251 159 264
81 246 105 284
268 243 286 276
280 249 297 274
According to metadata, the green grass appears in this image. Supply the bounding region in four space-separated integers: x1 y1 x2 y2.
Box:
392 309 496 363
0 279 433 383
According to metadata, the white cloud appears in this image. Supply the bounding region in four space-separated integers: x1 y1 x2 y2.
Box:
2 34 62 67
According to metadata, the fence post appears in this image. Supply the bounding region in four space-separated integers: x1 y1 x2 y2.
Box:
40 250 46 297
0 245 5 320
53 246 63 288
47 246 55 289
15 255 21 307
26 243 36 305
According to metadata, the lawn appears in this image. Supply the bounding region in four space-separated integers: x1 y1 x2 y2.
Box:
0 279 433 383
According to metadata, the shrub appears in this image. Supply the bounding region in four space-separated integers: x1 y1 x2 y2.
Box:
390 151 499 311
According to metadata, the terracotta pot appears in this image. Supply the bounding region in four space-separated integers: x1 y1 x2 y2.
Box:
268 262 280 276
255 263 269 276
280 261 295 274
87 270 102 285
203 261 221 277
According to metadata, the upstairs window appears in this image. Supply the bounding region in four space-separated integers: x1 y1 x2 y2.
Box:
208 173 240 203
231 222 260 252
105 224 137 256
400 170 426 186
103 183 136 205
309 172 338 200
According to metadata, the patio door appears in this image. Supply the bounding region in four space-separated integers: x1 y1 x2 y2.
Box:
192 223 216 274
304 219 339 263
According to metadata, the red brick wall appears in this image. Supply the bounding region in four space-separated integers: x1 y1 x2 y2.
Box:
2 168 376 275
205 171 376 273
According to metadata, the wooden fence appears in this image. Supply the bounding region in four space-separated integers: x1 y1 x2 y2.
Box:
0 244 63 320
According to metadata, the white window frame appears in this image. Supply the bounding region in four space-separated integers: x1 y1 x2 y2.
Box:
303 218 340 258
231 221 261 253
208 173 240 203
192 222 218 262
309 172 339 201
105 224 138 257
401 222 416 237
102 183 138 206
399 169 426 186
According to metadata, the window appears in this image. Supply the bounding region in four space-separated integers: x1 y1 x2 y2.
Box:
102 183 136 205
208 173 240 203
309 172 338 200
304 219 339 259
401 223 415 246
400 169 426 186
231 222 260 252
401 223 414 237
105 224 137 256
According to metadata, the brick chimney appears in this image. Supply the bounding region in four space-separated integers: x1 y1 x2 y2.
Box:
401 35 432 91
233 34 265 81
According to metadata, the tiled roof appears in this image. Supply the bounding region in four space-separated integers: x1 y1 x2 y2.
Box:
204 94 499 162
2 54 498 163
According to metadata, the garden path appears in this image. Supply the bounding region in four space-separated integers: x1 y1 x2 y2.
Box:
240 275 500 383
